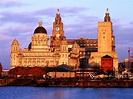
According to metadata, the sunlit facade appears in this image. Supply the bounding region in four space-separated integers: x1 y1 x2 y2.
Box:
11 9 118 72
89 9 118 72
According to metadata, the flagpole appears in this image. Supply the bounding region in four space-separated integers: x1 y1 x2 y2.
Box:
128 47 131 70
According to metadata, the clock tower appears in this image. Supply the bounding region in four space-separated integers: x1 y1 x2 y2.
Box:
50 9 66 47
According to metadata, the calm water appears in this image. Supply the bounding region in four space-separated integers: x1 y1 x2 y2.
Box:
0 87 133 99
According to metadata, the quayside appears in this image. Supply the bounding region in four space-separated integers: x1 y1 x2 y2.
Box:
1 78 133 88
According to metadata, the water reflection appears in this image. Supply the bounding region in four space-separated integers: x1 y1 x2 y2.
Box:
53 91 65 99
0 87 133 99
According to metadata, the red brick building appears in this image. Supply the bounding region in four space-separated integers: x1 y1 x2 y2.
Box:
9 67 46 77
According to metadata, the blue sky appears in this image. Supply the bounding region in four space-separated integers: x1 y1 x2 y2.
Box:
0 0 133 69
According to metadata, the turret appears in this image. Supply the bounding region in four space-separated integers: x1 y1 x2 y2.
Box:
11 39 20 52
104 8 111 22
98 9 114 52
52 9 64 36
55 9 62 24
11 39 20 68
51 9 66 47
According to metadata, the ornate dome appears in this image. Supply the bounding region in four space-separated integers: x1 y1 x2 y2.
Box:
34 22 47 34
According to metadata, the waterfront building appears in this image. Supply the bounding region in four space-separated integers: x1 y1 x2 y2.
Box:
0 63 2 76
89 9 118 72
10 9 118 73
1 70 9 77
119 58 133 73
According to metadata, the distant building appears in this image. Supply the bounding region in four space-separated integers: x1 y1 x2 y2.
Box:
0 63 2 76
10 9 118 72
1 70 9 77
119 58 133 72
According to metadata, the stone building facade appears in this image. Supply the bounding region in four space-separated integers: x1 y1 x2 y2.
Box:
11 9 118 72
89 9 118 71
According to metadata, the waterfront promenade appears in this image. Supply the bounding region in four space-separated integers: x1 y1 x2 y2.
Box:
1 77 133 88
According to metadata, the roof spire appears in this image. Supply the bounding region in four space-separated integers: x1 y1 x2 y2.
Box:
39 21 42 27
57 9 60 14
106 8 109 13
104 8 111 22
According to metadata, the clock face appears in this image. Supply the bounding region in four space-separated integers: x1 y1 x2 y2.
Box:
56 27 60 31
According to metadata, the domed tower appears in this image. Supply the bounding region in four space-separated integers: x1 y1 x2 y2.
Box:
50 9 66 47
31 22 49 51
11 39 20 68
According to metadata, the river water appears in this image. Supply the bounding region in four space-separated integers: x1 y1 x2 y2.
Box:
0 87 133 99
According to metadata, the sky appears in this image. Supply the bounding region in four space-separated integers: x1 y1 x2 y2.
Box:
0 0 133 69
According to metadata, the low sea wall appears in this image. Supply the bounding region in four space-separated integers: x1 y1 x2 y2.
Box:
1 78 133 88
0 78 15 86
35 78 133 88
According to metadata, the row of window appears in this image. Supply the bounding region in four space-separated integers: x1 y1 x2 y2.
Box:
23 53 53 57
32 41 47 45
61 54 68 57
79 44 97 46
19 60 57 66
79 52 90 55
21 58 56 62
76 40 97 44
62 46 67 51
33 35 47 38
17 61 69 67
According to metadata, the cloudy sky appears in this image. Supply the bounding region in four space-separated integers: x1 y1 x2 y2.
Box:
0 0 133 69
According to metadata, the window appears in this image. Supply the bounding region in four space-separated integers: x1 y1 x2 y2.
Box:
62 54 64 57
